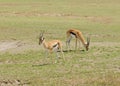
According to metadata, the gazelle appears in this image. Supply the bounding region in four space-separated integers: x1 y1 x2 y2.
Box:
66 29 90 51
39 31 65 63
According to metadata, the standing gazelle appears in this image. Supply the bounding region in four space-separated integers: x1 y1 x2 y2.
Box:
66 29 90 51
39 31 65 63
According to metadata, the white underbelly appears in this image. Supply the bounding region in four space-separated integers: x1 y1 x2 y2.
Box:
53 44 59 51
71 34 75 38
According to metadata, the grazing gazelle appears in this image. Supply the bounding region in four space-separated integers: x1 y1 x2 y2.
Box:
39 31 65 63
66 29 90 51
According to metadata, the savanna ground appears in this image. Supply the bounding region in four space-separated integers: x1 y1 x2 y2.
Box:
0 0 120 86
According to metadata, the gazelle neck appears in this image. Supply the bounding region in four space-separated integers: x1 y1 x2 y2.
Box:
82 41 87 47
42 39 48 49
77 36 86 46
78 37 89 51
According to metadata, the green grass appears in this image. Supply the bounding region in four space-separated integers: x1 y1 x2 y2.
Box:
0 0 120 86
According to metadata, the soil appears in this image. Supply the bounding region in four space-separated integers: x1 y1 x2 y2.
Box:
0 40 120 53
0 41 21 51
0 40 40 53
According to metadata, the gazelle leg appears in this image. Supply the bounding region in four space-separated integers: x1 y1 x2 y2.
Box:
54 49 60 63
66 36 72 51
51 47 58 63
78 40 81 50
54 47 65 63
60 47 65 61
45 49 49 58
66 41 68 50
66 39 69 51
75 38 78 50
43 49 49 63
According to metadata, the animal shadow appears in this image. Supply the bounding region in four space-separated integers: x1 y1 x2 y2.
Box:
58 49 85 53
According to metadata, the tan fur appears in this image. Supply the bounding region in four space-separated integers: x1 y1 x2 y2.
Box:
42 40 63 53
39 34 65 62
66 29 90 51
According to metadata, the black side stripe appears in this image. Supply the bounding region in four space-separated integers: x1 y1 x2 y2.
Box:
53 43 58 48
70 32 77 38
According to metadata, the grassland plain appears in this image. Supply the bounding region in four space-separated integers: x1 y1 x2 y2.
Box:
0 0 120 86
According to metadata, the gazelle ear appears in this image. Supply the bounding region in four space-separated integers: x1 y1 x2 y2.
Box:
39 33 42 36
39 33 42 38
41 30 46 36
39 30 44 37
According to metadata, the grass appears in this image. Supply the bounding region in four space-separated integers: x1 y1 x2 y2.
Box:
0 0 120 86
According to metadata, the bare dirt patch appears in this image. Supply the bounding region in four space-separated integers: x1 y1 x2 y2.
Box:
91 42 120 47
84 16 112 24
0 40 119 54
0 41 22 51
0 40 40 53
0 79 30 86
0 80 20 86
0 11 112 24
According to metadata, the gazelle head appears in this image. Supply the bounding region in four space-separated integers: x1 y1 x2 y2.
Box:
39 31 45 45
86 37 90 51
